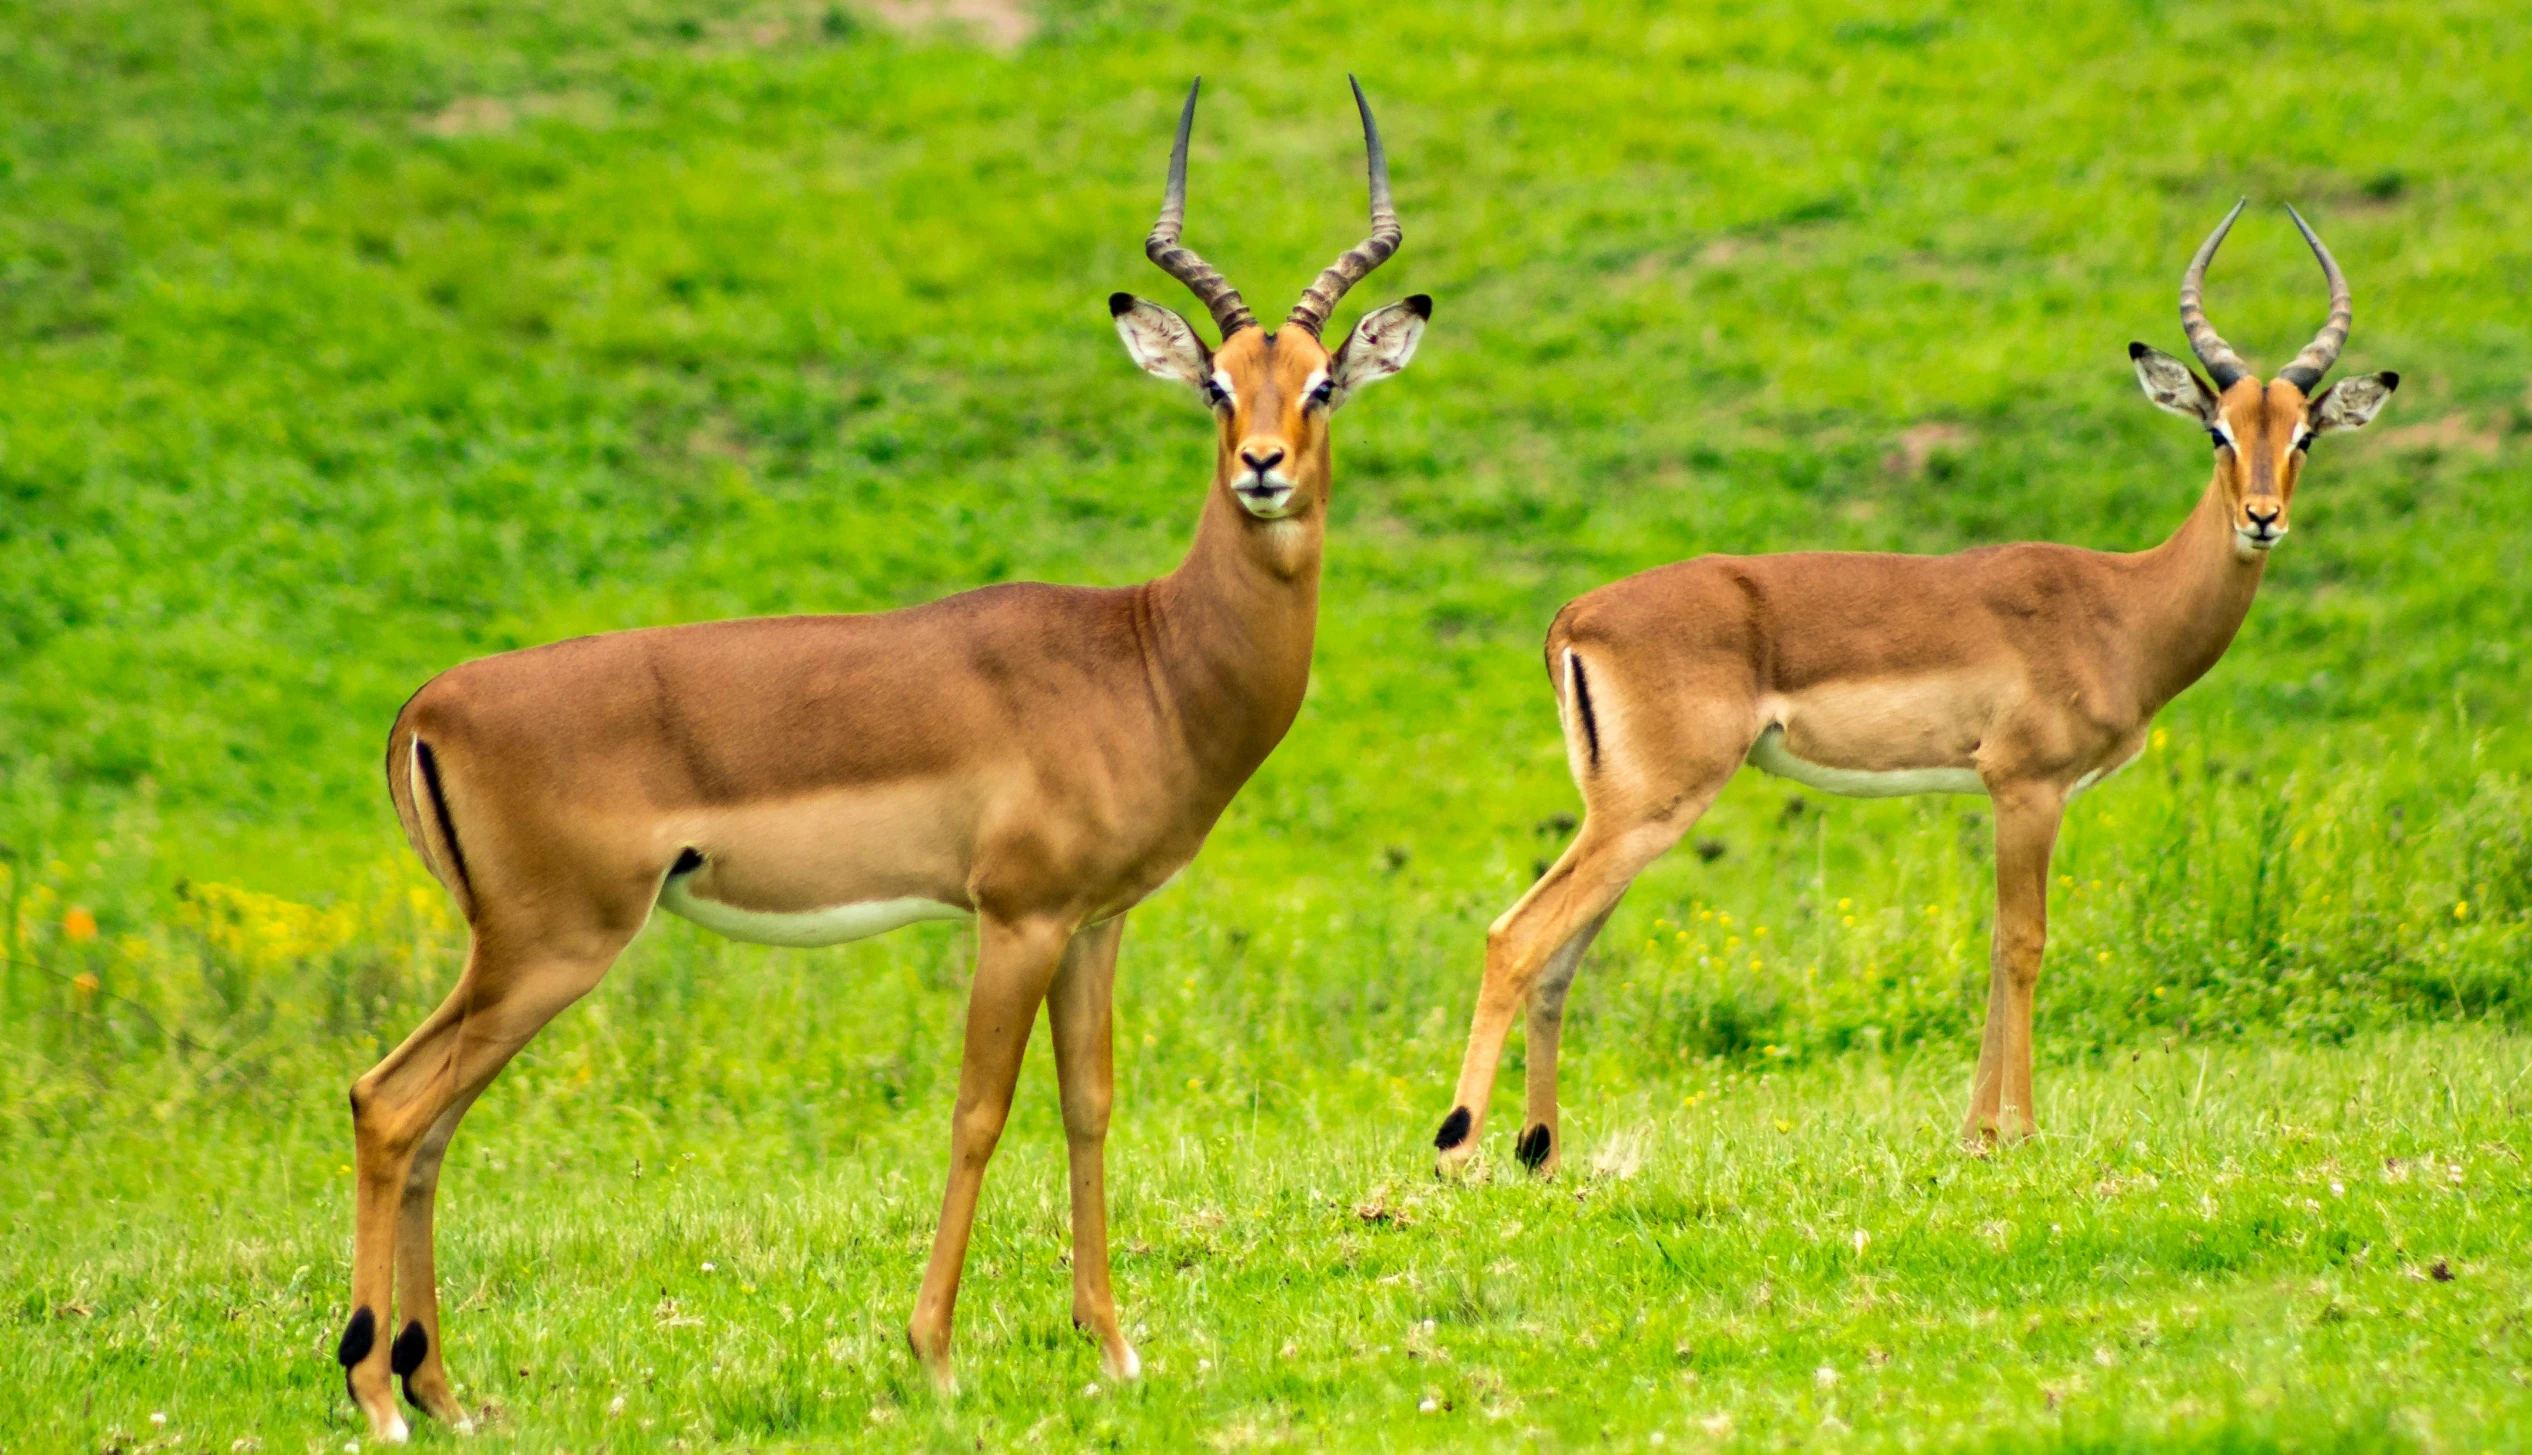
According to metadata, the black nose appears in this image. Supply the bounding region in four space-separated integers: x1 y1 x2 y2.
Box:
2246 506 2279 530
1240 445 1285 474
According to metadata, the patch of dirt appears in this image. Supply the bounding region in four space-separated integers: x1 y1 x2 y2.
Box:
870 0 1035 51
1885 422 1972 478
415 92 609 138
2371 414 2501 457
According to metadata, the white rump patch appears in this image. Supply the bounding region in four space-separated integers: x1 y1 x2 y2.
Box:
1746 725 1985 799
657 877 968 947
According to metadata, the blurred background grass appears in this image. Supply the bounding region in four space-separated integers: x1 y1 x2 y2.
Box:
1 0 2528 1448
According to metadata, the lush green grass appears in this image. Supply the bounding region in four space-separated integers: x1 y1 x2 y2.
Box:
3 0 2530 1449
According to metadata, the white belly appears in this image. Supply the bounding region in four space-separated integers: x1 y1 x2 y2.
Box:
2069 740 2147 798
656 876 970 948
1746 725 1985 799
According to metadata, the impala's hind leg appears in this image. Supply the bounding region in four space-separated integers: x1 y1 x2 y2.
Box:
389 1086 487 1428
1515 906 1615 1176
344 927 630 1439
1436 675 1750 1179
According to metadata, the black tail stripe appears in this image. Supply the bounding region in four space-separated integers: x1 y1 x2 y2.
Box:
1570 653 1601 769
413 740 475 904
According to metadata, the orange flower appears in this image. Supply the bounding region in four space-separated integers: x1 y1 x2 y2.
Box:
72 972 100 997
63 907 98 942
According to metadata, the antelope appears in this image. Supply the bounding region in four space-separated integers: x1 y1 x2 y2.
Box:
1432 203 2396 1178
339 78 1429 1439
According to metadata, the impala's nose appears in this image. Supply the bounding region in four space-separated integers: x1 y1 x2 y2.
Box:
1239 442 1286 475
2245 505 2280 537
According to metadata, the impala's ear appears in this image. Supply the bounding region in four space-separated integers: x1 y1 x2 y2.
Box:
1326 295 1431 410
1110 293 1212 394
2130 342 2220 425
2309 370 2400 434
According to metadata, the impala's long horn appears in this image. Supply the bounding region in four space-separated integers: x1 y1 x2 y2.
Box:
1285 76 1402 338
2277 204 2352 392
1144 80 1255 341
2178 199 2252 391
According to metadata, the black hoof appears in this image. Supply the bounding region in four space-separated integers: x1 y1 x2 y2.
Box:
1515 1123 1552 1170
337 1306 376 1368
1434 1106 1472 1152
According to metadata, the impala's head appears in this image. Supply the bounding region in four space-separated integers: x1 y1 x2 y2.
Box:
2131 201 2399 563
1111 78 1430 523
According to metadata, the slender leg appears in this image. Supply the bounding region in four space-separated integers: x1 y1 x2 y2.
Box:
1516 907 1615 1177
1961 784 2063 1145
343 937 620 1440
1045 915 1137 1380
907 911 1073 1393
1436 813 1698 1179
390 1085 487 1429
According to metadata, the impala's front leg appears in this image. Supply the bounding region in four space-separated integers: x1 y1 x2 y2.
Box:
909 911 1072 1393
1963 784 2063 1146
1046 915 1137 1381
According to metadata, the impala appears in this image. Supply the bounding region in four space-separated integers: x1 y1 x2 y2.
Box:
1433 202 2395 1177
339 78 1429 1438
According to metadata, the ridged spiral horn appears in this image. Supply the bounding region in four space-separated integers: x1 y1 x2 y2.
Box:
1285 76 1402 338
2178 199 2252 391
2276 203 2353 392
1145 79 1256 340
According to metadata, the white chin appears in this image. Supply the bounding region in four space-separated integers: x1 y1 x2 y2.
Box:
2233 529 2281 561
1237 489 1297 519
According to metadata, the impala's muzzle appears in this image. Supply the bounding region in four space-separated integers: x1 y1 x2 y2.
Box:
1234 437 1297 518
2235 500 2287 557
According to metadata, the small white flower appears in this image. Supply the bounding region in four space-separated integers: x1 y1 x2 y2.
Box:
700 1261 716 1272
1418 1397 1438 1412
1082 1382 1101 1397
150 1413 169 1427
607 1393 627 1417
1814 1365 1838 1388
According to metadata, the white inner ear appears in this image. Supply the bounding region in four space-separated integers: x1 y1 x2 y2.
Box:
1329 304 1427 408
2314 374 2396 433
1113 302 1211 391
2132 351 2214 423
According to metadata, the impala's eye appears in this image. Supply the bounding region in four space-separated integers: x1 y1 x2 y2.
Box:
1203 378 1231 410
2293 430 2314 452
1307 379 1334 410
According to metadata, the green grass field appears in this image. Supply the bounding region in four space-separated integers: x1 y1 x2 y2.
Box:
4 0 2530 1449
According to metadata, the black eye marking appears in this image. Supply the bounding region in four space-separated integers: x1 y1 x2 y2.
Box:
1307 379 1334 408
2207 427 2228 450
2294 431 2314 452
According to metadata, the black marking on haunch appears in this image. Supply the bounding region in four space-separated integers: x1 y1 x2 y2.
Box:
671 846 705 876
391 1319 428 1376
1434 1106 1472 1151
1516 1124 1553 1170
1569 654 1601 768
338 1306 376 1368
414 739 474 905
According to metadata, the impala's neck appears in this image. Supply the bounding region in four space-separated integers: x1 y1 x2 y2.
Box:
1143 466 1326 780
2130 469 2267 710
